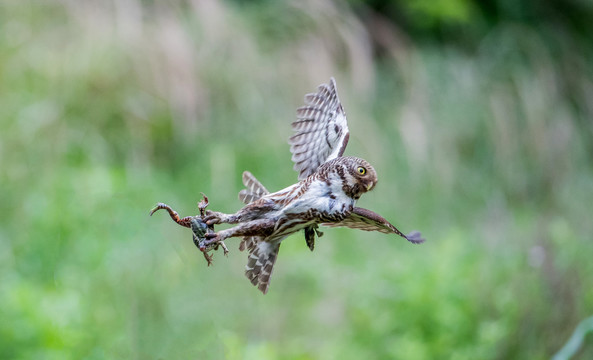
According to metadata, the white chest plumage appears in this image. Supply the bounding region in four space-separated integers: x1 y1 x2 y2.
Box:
282 176 354 218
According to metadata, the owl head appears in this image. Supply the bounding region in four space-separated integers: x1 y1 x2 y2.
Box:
345 157 377 199
320 156 378 200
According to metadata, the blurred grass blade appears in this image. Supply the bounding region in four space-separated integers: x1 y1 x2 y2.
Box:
552 316 593 360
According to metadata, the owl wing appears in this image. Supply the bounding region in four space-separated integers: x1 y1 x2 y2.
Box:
289 77 350 180
323 207 425 244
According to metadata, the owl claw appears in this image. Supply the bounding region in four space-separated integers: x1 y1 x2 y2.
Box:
204 211 222 225
204 211 238 225
202 233 222 247
204 218 220 226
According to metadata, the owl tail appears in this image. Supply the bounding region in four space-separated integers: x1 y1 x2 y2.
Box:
245 241 280 294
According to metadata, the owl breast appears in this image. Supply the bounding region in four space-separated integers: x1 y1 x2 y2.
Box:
282 177 355 222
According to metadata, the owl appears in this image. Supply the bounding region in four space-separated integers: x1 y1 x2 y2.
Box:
202 78 424 294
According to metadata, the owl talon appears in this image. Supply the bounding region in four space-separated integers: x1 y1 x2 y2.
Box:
204 212 238 225
202 234 222 248
204 211 222 225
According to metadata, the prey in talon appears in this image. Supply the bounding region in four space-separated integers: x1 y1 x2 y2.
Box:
189 216 229 266
150 194 228 266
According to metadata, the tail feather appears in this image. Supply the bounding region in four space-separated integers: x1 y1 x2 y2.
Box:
239 171 270 204
245 241 280 294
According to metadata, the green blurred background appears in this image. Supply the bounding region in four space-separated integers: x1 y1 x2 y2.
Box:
2 0 593 358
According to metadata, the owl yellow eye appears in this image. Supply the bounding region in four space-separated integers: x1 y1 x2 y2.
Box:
357 166 366 175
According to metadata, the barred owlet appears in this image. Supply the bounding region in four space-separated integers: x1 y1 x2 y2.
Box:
202 78 424 294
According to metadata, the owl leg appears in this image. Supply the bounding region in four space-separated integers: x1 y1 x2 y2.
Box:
202 218 275 246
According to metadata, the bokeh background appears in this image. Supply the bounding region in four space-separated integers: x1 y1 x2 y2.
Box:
2 0 593 359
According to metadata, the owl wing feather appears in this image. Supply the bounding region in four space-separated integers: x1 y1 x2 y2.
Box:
289 77 350 180
239 171 270 204
323 207 425 244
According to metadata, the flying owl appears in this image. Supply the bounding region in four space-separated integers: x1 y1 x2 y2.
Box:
202 78 424 294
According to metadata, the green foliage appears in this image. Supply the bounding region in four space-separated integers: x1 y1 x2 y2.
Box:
1 0 592 359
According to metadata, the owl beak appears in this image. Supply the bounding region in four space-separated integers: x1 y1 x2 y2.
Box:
366 182 375 191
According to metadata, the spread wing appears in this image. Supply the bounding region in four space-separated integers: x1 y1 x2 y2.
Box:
289 77 350 180
323 207 425 244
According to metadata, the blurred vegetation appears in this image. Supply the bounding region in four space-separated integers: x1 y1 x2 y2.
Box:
1 0 592 359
